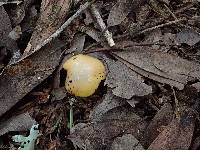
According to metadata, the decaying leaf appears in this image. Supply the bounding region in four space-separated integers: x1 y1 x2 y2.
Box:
112 46 200 90
111 134 145 150
0 40 64 117
107 0 147 27
191 82 200 92
68 33 86 52
0 6 19 61
0 113 36 136
69 106 146 150
175 29 200 46
89 89 126 122
144 29 176 51
22 0 72 58
104 57 152 99
143 103 174 148
147 109 195 150
107 0 133 27
79 26 102 43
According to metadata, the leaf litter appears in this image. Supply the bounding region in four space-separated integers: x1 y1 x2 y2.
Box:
0 0 200 149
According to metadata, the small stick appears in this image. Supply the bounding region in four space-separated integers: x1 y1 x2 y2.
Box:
163 4 178 20
139 18 185 35
90 4 115 47
129 19 185 36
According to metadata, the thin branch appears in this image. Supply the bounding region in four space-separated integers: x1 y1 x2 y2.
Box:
164 4 178 20
138 18 185 35
90 4 115 47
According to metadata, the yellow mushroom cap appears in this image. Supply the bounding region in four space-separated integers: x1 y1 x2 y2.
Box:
63 54 106 97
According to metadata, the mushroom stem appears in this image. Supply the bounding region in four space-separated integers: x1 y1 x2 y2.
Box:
69 98 75 132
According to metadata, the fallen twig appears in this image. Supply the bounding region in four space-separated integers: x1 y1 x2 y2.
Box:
90 4 115 47
138 18 185 35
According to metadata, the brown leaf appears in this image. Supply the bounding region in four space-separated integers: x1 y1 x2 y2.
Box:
89 89 126 122
175 29 200 46
104 57 152 99
147 109 195 150
0 112 36 136
143 103 174 148
144 29 176 51
107 0 147 27
0 6 18 56
8 0 35 26
0 40 64 117
68 33 86 52
111 134 145 150
112 47 200 89
69 106 146 150
191 82 200 92
107 0 133 27
22 0 72 58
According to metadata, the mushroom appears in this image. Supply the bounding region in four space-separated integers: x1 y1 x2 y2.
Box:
63 54 106 97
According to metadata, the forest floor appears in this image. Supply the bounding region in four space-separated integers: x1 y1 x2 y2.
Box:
0 0 200 149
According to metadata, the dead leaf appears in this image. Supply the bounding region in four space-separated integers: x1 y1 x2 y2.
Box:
175 29 200 46
51 87 66 101
79 26 102 43
107 0 147 27
22 0 72 58
0 6 19 57
143 103 174 148
144 29 176 51
69 106 146 150
68 33 86 52
107 0 133 27
147 109 195 150
104 57 152 99
8 3 25 26
89 89 127 122
112 46 200 89
0 40 64 117
0 112 36 136
191 82 200 92
111 134 145 150
84 10 93 25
